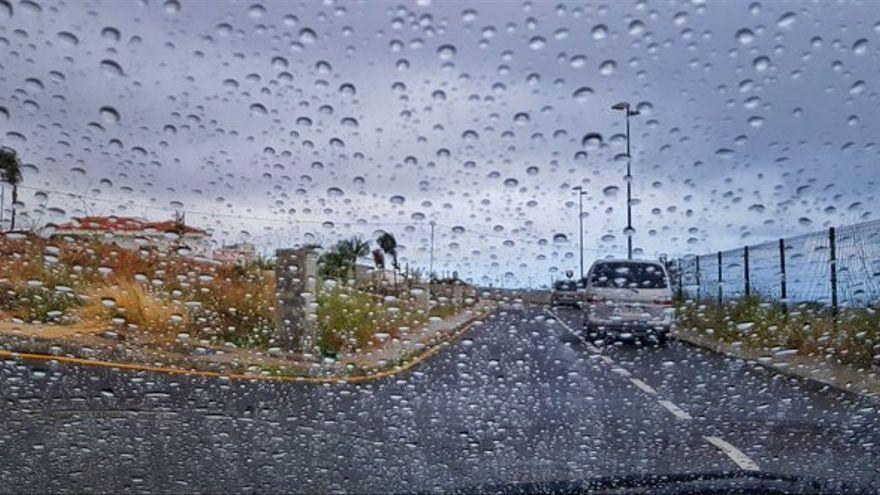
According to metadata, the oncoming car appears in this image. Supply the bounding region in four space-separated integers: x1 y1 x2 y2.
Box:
550 280 581 307
582 259 675 343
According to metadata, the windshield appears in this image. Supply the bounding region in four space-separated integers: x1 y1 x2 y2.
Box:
589 262 668 289
1 1 880 493
554 280 577 291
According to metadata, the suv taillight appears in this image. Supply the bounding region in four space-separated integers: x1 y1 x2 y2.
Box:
584 296 605 304
653 298 674 306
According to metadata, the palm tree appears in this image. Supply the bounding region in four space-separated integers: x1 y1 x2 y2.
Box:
376 232 399 287
0 147 23 231
318 250 348 280
376 232 399 270
324 236 370 281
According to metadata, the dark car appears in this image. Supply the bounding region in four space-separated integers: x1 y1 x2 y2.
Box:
550 280 581 307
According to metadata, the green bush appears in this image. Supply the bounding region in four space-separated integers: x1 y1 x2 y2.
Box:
316 287 426 356
3 285 82 323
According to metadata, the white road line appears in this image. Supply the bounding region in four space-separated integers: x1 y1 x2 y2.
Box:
600 355 614 365
704 436 760 471
544 309 601 353
611 367 631 377
658 400 692 420
629 378 657 395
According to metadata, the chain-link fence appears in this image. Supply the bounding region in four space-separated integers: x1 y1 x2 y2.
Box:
674 219 880 309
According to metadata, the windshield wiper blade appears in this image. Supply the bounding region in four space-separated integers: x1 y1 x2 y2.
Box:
448 470 865 495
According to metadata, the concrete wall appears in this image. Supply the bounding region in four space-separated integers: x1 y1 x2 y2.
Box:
275 248 318 352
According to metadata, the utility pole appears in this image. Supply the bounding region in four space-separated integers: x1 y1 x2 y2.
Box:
573 186 587 279
429 220 435 281
611 102 640 260
0 184 5 229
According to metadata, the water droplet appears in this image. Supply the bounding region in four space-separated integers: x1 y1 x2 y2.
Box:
736 28 755 45
853 39 868 55
513 112 530 125
599 59 617 76
248 3 265 18
250 103 267 116
602 185 619 197
628 20 645 36
776 11 797 28
299 28 317 44
339 83 356 96
99 59 124 77
437 44 456 60
528 36 546 50
101 27 120 42
753 56 770 72
573 87 594 103
163 0 180 14
99 106 120 124
850 80 865 95
591 24 608 40
57 31 79 46
389 195 405 205
581 132 603 149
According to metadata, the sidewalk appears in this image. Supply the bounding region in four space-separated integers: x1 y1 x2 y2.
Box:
675 327 880 401
340 301 494 372
0 303 493 381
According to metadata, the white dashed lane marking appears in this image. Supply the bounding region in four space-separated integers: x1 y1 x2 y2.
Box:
704 436 761 471
658 399 693 420
547 307 760 473
629 377 657 395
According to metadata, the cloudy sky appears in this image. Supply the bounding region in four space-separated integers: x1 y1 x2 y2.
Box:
1 0 879 286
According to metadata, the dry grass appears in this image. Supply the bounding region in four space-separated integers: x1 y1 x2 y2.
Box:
1 233 274 346
79 278 186 332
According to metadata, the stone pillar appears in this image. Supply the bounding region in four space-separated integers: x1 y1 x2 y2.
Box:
275 248 318 352
411 286 430 311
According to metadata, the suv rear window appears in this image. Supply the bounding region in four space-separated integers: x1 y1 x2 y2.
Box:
589 262 668 289
553 281 577 291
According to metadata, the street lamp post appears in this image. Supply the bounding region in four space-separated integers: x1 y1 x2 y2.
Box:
573 186 587 279
611 102 640 260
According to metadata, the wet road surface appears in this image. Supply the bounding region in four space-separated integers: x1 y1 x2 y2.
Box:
1 304 878 493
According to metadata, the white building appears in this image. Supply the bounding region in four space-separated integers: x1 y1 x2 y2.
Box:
52 216 211 255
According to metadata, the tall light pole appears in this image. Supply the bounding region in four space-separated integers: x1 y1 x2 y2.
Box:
611 101 640 260
573 186 587 279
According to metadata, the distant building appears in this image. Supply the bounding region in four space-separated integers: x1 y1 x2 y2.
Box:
52 215 211 255
212 242 257 265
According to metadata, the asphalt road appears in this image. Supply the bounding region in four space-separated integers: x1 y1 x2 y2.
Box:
1 304 878 493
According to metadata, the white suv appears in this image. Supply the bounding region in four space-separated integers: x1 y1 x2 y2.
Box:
582 259 675 344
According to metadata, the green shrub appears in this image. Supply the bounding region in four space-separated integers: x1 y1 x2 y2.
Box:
316 287 426 356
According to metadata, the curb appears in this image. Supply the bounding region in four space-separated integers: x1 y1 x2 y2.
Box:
673 330 880 403
0 308 489 385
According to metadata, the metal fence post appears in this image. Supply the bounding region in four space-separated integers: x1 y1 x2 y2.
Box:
717 250 723 305
676 260 684 300
779 238 787 313
743 245 750 297
829 227 838 317
695 256 701 303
